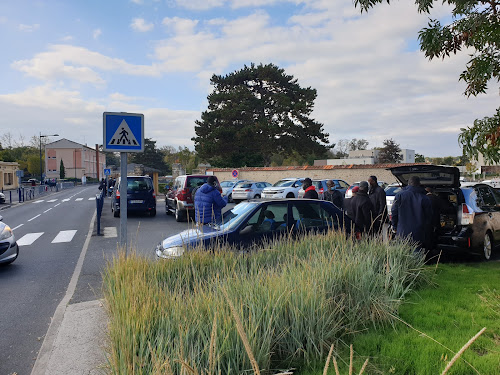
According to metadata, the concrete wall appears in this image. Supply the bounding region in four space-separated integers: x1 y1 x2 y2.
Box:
0 161 20 190
207 164 426 185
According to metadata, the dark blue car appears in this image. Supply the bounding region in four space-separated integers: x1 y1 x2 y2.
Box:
156 198 351 258
111 176 156 217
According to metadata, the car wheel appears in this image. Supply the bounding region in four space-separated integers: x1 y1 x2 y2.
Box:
228 193 233 203
483 232 493 260
254 194 260 199
286 193 295 198
175 205 184 222
150 208 156 217
165 202 171 215
114 209 120 218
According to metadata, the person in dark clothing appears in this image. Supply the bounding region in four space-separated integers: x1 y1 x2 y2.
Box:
368 175 387 233
350 181 375 234
324 180 344 209
344 186 359 220
194 176 227 224
391 176 432 250
302 178 318 199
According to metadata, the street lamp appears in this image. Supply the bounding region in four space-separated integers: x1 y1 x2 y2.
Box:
40 133 59 183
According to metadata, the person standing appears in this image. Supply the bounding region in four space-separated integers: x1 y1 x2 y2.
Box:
324 180 344 209
368 175 387 233
391 176 432 250
344 186 359 220
351 181 375 234
302 178 318 199
194 176 227 224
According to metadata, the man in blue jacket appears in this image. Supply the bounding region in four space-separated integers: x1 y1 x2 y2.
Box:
194 176 227 224
391 176 432 250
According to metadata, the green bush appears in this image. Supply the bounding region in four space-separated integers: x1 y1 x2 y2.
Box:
103 232 427 374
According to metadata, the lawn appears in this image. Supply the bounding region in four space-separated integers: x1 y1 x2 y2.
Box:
300 261 500 375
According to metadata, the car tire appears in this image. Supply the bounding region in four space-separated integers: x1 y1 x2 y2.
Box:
150 208 157 217
286 193 295 198
483 232 493 260
254 194 260 199
228 193 233 203
114 209 120 218
175 205 185 222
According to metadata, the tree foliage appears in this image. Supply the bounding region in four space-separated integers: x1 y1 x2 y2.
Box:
193 63 330 167
378 139 403 163
161 146 198 174
415 153 426 162
354 0 500 164
128 138 169 175
60 159 65 179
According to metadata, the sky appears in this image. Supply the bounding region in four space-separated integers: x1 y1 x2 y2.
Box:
0 0 498 158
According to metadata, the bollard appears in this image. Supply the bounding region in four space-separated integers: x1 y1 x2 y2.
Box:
10 191 12 204
96 191 104 235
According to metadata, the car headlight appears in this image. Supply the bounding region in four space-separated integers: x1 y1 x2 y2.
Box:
0 225 13 241
155 243 185 259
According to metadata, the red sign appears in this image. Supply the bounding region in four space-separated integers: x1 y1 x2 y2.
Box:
231 169 239 178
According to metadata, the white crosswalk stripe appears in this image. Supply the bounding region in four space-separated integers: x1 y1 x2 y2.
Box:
51 230 77 243
88 197 96 201
75 198 83 201
62 198 70 202
33 200 44 204
47 199 58 203
104 227 117 238
17 232 44 246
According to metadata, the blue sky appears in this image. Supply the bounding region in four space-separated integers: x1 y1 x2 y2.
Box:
0 0 497 157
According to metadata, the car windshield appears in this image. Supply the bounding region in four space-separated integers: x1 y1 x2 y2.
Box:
237 183 253 188
385 185 402 196
273 180 295 187
127 177 152 192
210 202 256 231
220 181 235 188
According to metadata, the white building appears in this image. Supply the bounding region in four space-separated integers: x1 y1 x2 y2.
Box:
314 148 415 166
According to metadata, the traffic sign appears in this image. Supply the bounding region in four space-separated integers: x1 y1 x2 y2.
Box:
104 168 111 175
103 112 144 152
231 169 239 178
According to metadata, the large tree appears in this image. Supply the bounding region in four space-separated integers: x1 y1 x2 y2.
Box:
378 139 403 163
128 138 169 175
354 0 500 164
192 63 331 167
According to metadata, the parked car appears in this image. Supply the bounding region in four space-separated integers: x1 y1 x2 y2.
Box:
0 216 19 265
298 179 350 199
389 165 500 260
232 181 272 203
384 182 402 220
166 175 222 222
111 176 156 217
0 192 5 204
156 198 352 258
220 180 249 202
345 180 388 198
261 178 305 199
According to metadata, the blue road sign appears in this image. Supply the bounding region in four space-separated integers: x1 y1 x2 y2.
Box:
104 168 111 175
103 112 144 153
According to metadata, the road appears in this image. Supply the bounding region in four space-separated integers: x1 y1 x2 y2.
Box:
0 186 197 375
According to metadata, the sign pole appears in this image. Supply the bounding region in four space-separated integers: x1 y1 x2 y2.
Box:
120 152 128 252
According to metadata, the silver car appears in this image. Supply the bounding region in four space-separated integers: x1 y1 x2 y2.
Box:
231 181 272 203
0 216 19 265
220 180 249 203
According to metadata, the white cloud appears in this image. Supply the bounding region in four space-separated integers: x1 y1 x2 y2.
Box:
61 35 74 41
162 17 199 35
19 23 40 32
11 44 161 85
93 28 102 39
131 18 154 32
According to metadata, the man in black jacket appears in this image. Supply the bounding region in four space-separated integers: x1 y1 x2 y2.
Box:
368 175 387 233
324 180 344 209
351 181 375 234
302 178 318 199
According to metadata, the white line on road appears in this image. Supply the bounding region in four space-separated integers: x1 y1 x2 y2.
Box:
88 197 96 200
33 200 45 204
47 199 58 203
51 230 77 244
12 224 24 231
44 208 53 213
28 214 41 222
62 198 70 202
103 227 117 238
75 198 83 201
17 232 44 246
54 203 61 207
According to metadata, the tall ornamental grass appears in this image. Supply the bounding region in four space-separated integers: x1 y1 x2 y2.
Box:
102 231 428 374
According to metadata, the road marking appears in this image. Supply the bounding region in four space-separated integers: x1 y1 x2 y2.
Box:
12 224 24 231
44 208 53 213
103 227 117 238
75 198 83 201
62 198 70 202
47 199 58 203
51 230 78 243
28 214 41 222
17 232 44 246
54 203 61 207
88 197 96 200
33 200 45 204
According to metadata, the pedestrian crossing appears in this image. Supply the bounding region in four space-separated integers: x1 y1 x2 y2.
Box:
30 197 98 204
15 227 118 246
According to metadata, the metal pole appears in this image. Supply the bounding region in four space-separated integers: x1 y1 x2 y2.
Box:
120 152 128 252
39 133 42 182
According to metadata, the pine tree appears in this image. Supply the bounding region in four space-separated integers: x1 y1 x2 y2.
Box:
378 139 403 164
60 159 65 179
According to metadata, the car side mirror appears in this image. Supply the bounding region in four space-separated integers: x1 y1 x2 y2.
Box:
239 225 254 236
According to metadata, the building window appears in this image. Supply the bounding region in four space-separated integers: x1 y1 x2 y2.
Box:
5 173 13 185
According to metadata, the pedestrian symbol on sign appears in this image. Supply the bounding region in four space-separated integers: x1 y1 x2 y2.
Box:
108 120 139 146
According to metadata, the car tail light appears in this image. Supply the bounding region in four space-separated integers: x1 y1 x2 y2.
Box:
319 188 324 194
116 190 120 198
179 188 189 202
153 190 156 199
459 203 474 225
245 189 252 192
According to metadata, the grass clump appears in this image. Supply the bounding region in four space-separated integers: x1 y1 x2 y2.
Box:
102 231 427 374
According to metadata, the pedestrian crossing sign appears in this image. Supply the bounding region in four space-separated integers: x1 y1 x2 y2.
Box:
103 112 144 152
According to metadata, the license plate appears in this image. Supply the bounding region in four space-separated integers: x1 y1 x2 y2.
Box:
130 200 143 204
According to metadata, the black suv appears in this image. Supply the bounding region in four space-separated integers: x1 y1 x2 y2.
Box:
111 176 156 217
390 165 500 260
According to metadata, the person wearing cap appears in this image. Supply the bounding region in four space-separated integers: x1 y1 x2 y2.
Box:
194 176 227 224
350 181 375 234
368 175 387 233
324 180 344 209
302 178 318 199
